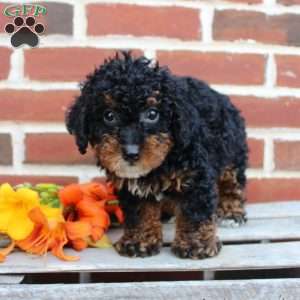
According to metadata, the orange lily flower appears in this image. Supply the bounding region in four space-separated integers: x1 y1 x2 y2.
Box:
17 207 79 261
64 220 92 251
105 202 124 224
0 182 119 262
59 183 118 251
80 182 116 202
58 183 83 206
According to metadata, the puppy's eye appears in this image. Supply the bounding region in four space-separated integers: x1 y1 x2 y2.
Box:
103 109 117 125
141 108 160 124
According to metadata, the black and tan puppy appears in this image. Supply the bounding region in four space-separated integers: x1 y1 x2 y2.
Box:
66 52 248 259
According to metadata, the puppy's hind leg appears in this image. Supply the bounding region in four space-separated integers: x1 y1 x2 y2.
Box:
160 198 176 223
217 166 247 227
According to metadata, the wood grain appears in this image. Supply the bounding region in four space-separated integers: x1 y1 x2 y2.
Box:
0 279 300 299
0 241 300 274
109 216 300 243
0 202 300 275
0 275 24 284
246 201 300 219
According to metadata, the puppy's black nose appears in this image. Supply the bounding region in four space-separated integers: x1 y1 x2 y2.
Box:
122 144 140 162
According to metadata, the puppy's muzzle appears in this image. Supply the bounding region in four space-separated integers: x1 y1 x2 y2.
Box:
120 125 141 163
122 144 140 163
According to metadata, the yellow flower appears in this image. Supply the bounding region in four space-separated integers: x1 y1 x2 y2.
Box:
40 205 65 227
0 183 40 240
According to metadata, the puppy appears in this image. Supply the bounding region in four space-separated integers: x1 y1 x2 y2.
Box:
66 52 248 259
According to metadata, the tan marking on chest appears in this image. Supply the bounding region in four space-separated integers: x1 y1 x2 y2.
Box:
109 169 195 200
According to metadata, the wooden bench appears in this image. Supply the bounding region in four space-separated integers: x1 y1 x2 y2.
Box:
1 201 300 299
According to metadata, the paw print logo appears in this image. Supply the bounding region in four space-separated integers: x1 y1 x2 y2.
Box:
5 16 45 48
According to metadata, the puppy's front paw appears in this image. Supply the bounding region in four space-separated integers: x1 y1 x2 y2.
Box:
171 237 221 259
217 211 247 228
114 235 162 258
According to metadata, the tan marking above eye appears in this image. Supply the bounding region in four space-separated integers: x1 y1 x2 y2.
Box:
103 94 115 106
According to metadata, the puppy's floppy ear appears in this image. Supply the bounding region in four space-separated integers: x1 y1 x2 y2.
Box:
171 97 198 149
66 95 89 155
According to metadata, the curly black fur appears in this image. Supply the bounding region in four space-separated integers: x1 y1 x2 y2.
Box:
66 51 248 256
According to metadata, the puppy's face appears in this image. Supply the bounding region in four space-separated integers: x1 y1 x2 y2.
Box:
66 53 188 179
94 92 173 178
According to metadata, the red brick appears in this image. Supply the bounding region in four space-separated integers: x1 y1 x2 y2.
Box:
274 141 300 171
276 55 300 88
87 4 201 41
214 10 300 46
246 179 300 202
0 47 11 80
157 51 265 85
25 133 95 165
279 0 300 5
24 48 142 81
0 175 78 186
231 96 300 128
0 90 76 122
248 138 264 168
0 134 12 165
38 2 73 35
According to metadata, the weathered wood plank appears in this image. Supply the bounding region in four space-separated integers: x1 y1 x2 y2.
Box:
107 201 300 244
0 202 299 276
109 216 300 243
0 279 299 299
0 275 24 284
246 201 300 219
0 241 300 274
217 216 300 241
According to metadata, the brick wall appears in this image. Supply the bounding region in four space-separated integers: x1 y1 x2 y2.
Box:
1 0 300 202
